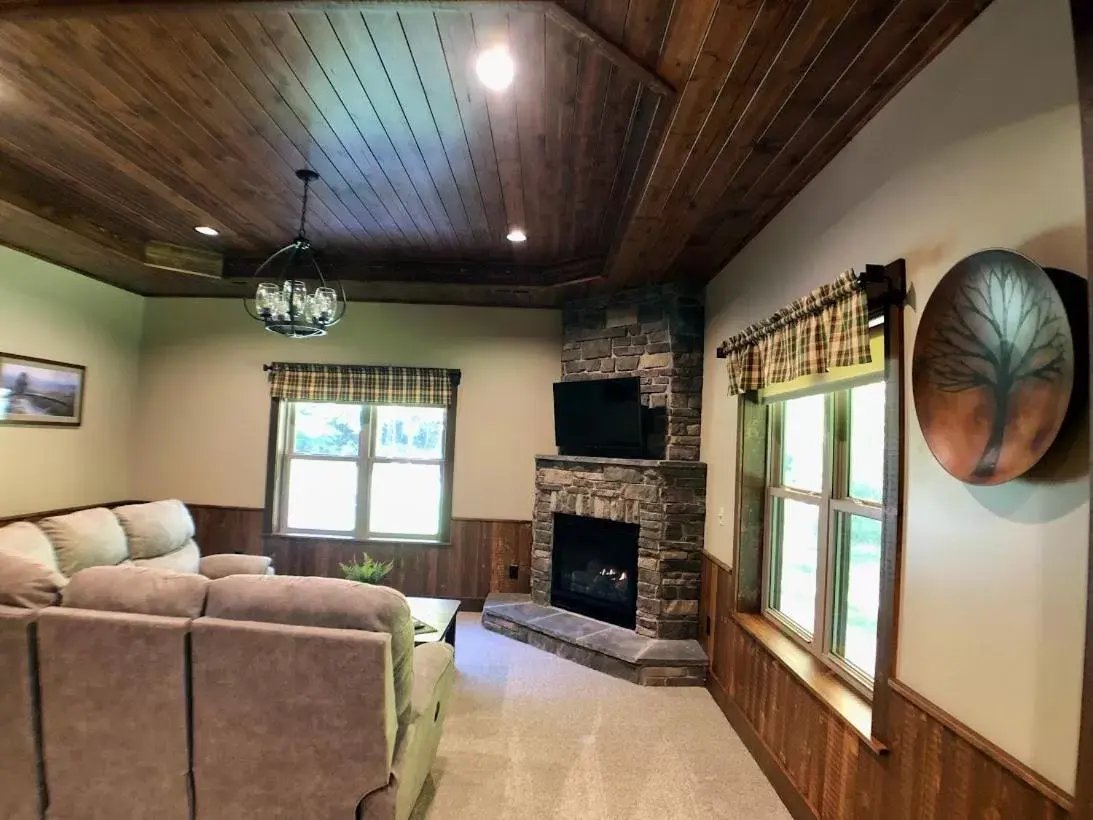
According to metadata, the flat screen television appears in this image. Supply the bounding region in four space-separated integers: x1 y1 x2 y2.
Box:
553 377 645 458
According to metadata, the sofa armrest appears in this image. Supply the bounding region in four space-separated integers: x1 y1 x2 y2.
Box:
409 642 455 722
198 554 273 580
359 642 455 820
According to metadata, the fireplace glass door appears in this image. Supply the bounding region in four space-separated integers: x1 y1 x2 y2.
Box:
551 513 638 628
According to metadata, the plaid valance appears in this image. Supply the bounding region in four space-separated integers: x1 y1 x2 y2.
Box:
722 270 871 395
267 363 460 406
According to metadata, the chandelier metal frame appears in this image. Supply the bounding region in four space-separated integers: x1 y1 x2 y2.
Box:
243 169 347 339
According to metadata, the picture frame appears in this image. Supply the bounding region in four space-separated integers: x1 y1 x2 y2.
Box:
0 353 86 427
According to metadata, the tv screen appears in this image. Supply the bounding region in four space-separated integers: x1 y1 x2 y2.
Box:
553 378 644 457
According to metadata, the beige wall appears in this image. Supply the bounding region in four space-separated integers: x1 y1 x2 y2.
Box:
0 247 144 516
0 250 562 523
701 0 1085 793
133 298 560 521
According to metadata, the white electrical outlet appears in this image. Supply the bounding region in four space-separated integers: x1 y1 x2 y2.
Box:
717 506 725 526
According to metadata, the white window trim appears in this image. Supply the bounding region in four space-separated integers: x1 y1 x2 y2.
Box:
761 383 885 700
276 402 452 543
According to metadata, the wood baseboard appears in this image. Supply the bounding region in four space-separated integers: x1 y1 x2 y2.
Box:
706 670 818 820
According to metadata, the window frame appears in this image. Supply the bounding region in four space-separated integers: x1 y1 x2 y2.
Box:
363 405 450 541
265 396 458 546
730 260 906 747
278 402 366 539
761 383 886 700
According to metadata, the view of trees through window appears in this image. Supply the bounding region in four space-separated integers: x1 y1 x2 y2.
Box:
375 406 445 460
772 498 819 633
768 381 884 686
282 402 448 539
293 403 361 457
835 514 882 675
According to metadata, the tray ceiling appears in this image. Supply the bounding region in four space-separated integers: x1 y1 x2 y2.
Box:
0 0 990 306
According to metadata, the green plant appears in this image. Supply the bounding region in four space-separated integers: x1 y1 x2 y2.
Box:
340 553 394 584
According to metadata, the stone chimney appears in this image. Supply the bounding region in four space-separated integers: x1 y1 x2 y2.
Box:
560 284 704 460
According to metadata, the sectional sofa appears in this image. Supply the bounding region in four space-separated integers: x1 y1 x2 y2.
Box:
0 501 456 820
0 499 274 585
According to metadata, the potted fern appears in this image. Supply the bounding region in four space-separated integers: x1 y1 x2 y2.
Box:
340 553 394 585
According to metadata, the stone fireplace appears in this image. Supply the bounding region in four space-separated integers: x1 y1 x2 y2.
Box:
482 284 709 684
531 455 706 639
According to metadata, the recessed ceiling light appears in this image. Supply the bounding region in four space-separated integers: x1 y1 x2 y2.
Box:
194 226 219 237
507 228 527 243
476 45 514 91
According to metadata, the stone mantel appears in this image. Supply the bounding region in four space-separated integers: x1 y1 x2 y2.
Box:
532 454 707 639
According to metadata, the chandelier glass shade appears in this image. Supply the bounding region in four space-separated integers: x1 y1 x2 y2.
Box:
244 169 346 339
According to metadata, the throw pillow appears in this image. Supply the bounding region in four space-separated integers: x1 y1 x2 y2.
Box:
0 550 62 609
0 521 67 588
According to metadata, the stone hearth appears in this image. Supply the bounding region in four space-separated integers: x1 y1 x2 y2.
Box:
531 454 706 640
482 594 707 686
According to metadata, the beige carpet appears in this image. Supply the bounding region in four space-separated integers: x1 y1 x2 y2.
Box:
411 614 792 820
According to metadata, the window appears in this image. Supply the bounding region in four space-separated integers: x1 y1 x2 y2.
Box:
276 401 453 542
763 379 885 695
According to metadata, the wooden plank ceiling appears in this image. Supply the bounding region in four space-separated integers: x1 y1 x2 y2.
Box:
0 0 990 307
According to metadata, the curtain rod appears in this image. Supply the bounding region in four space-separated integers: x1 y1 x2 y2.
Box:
263 362 462 385
715 260 906 359
263 362 461 373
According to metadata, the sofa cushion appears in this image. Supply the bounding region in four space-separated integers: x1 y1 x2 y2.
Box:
132 542 201 575
37 508 129 578
198 553 273 579
113 500 196 561
0 551 62 609
205 575 414 725
0 522 66 587
62 565 209 619
37 608 192 820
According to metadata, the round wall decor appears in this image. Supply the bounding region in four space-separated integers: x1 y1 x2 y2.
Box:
911 249 1074 485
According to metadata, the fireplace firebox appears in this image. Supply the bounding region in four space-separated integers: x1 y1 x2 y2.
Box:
550 513 638 629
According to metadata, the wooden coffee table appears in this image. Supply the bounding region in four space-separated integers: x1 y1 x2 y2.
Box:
407 597 461 653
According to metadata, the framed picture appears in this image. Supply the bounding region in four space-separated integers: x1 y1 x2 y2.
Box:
0 353 85 427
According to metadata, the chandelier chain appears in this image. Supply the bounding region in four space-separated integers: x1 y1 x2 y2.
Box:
298 174 311 240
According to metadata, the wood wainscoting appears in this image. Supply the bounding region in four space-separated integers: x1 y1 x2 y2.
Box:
188 504 531 611
699 552 1072 820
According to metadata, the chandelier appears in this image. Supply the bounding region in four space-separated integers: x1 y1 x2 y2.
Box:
244 169 346 339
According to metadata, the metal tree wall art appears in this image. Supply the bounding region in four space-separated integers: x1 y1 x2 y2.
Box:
912 249 1074 485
